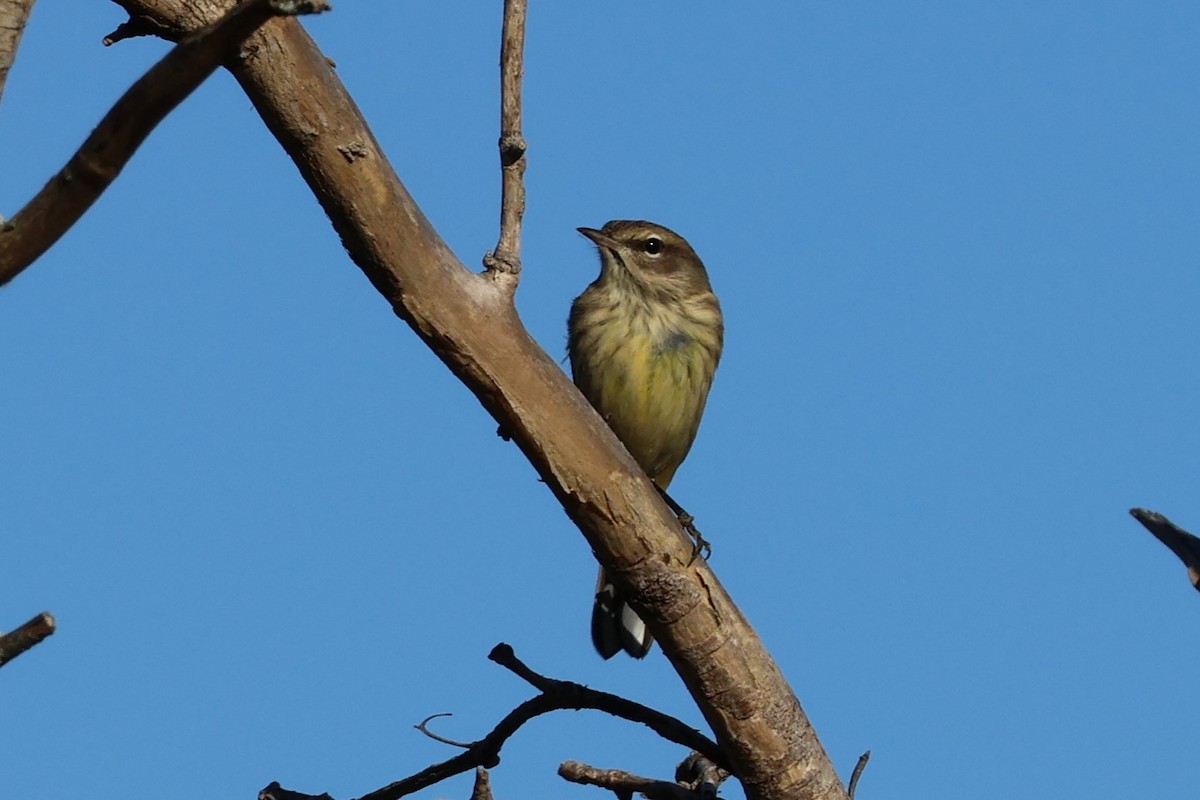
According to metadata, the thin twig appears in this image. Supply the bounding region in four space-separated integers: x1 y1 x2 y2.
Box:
847 750 870 799
488 644 728 769
0 0 37 111
415 713 472 748
0 611 56 668
0 0 330 287
482 0 526 278
486 641 552 690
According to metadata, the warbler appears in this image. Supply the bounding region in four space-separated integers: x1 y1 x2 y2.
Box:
568 220 724 659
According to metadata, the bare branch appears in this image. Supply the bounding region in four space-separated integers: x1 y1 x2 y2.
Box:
846 751 870 800
415 713 473 748
261 645 725 800
482 0 527 277
103 11 177 47
260 782 333 800
342 645 726 800
0 0 330 287
0 0 36 111
469 769 493 800
560 761 708 800
1130 507 1200 590
488 644 727 769
0 610 56 668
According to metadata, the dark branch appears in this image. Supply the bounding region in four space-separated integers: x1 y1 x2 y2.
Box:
263 645 728 800
1130 508 1200 591
0 0 330 287
260 782 334 800
482 0 526 277
488 644 728 770
0 611 56 668
103 12 178 46
847 751 870 800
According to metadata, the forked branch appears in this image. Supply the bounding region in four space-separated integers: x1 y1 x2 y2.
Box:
262 644 727 800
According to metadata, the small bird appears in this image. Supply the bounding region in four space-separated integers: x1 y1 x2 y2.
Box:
568 220 724 658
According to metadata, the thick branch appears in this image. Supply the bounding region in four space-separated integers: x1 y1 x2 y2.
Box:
0 0 35 111
0 610 56 668
100 3 850 798
0 0 330 287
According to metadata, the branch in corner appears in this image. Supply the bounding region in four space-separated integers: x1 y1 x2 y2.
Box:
0 0 330 287
1130 507 1200 591
0 0 38 110
262 644 729 800
0 611 57 668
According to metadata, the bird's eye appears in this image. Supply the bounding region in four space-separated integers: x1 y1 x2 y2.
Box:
643 237 664 255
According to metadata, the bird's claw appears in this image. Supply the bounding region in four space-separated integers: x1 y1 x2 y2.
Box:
679 513 711 565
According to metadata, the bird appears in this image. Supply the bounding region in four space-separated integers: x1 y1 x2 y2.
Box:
568 220 723 658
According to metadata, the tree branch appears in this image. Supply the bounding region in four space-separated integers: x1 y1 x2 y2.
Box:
1130 507 1200 590
0 610 56 668
470 769 494 800
846 751 869 800
482 0 526 277
675 751 730 798
90 3 850 798
262 645 722 800
560 761 709 800
0 0 36 112
338 644 725 800
488 644 727 768
0 0 330 287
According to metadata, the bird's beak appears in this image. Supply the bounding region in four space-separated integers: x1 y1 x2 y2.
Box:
577 227 620 252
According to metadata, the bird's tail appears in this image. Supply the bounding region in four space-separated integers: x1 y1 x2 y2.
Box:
591 567 653 659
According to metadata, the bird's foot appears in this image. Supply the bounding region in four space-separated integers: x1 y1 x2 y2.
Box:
681 514 711 565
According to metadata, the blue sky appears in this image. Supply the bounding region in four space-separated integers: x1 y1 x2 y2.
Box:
4 3 1200 798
